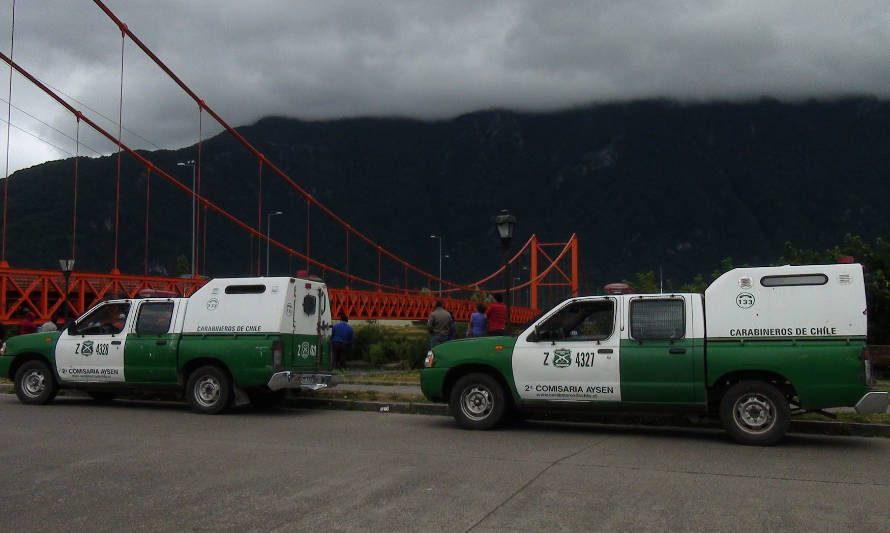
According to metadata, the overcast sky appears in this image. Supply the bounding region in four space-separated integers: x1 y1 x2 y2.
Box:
3 0 890 174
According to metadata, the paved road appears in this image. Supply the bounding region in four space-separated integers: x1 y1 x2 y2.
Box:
1 394 889 532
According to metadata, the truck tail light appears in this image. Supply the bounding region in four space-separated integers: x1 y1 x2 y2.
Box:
861 346 874 386
273 341 283 371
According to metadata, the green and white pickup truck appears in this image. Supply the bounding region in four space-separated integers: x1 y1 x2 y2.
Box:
0 276 337 413
421 263 888 444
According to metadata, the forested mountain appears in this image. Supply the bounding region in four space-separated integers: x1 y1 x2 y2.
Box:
6 97 890 290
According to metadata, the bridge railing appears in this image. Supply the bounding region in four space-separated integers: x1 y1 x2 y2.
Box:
0 267 537 327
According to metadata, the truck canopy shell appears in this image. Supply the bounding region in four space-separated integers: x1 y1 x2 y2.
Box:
704 264 866 340
183 277 329 336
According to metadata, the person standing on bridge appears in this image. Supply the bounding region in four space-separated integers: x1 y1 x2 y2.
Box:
18 310 38 335
467 303 487 337
427 301 453 348
39 313 60 332
331 313 354 370
485 294 507 336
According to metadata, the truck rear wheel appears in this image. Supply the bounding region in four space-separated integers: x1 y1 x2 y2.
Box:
14 359 58 405
720 381 790 446
449 372 508 430
186 366 231 414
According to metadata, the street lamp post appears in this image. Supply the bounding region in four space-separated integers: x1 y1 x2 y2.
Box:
430 234 443 297
176 160 196 277
266 211 283 276
494 209 516 332
59 258 75 321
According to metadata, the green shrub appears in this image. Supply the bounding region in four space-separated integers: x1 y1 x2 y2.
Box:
399 336 431 369
354 324 384 360
368 344 387 366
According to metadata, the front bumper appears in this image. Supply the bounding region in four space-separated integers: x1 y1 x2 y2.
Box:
854 391 889 414
267 371 341 391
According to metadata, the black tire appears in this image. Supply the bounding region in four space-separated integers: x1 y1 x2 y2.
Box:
720 380 790 446
186 365 232 414
88 391 118 403
14 359 58 405
449 372 509 430
248 388 286 409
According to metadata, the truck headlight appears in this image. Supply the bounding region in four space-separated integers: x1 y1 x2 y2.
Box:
424 350 435 368
0 341 5 356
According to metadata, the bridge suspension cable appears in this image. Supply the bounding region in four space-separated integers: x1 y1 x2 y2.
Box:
0 1 583 325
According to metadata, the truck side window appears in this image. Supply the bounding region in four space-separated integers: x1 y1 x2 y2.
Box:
225 284 266 294
533 300 614 342
760 273 828 287
630 299 685 340
136 302 175 336
74 302 131 335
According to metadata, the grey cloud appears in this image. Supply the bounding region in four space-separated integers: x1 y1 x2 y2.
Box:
3 0 890 173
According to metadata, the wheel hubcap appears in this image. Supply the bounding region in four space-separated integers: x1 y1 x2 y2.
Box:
460 385 493 421
734 392 775 434
22 369 46 398
195 375 221 407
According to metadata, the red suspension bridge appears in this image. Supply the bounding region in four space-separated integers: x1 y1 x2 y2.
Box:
0 1 583 327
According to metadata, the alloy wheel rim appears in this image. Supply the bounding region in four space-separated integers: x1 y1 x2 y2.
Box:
22 369 46 398
461 385 493 421
195 375 221 407
733 392 776 434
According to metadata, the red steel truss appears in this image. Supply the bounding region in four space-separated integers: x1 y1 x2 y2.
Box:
0 267 539 327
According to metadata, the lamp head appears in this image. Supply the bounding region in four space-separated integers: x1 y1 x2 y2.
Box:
494 209 516 247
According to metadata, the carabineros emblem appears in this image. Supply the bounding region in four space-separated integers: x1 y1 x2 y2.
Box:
553 348 571 368
81 340 94 356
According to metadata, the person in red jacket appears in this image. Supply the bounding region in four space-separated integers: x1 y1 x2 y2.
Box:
484 293 506 336
18 310 38 335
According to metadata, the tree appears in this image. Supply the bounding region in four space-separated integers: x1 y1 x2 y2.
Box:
176 255 190 276
783 234 890 344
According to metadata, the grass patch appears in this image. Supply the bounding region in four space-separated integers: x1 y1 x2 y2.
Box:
303 389 428 403
343 370 420 385
795 412 890 424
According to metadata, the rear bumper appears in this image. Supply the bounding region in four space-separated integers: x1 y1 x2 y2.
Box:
267 371 341 391
854 391 889 414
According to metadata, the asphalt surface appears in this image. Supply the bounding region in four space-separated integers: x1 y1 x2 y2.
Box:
2 393 890 532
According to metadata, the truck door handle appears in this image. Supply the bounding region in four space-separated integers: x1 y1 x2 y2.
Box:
111 340 121 345
669 348 686 354
155 340 167 345
597 349 613 354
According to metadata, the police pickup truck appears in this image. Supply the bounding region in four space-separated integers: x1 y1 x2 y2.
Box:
421 264 888 445
0 275 337 413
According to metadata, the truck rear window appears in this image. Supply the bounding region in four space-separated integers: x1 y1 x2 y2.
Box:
630 299 685 341
136 302 174 335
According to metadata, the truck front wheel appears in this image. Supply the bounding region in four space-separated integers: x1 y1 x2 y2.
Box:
720 381 790 445
449 373 508 430
14 359 58 405
186 366 231 414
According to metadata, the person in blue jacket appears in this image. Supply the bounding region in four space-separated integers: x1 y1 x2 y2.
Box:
331 313 354 370
467 303 487 337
